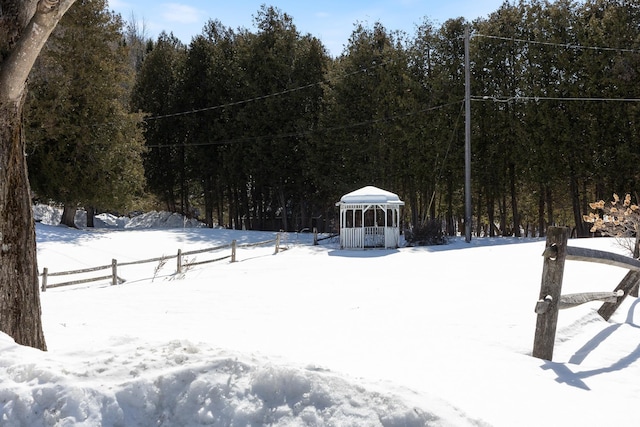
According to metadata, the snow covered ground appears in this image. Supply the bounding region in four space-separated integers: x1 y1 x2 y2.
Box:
1 207 640 426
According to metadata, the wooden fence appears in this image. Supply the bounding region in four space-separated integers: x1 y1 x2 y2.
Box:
533 226 640 361
41 235 281 291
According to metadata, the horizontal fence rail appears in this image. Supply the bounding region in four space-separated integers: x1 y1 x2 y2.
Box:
565 246 640 272
41 235 281 291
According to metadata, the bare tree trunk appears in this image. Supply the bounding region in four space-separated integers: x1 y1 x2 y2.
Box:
570 176 587 237
60 205 77 228
546 186 554 230
509 163 521 237
487 194 496 237
203 176 214 228
0 101 47 350
278 187 288 232
538 185 546 238
86 206 95 228
0 0 77 350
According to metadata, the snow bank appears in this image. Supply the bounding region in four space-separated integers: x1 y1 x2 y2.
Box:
33 204 204 229
0 333 436 427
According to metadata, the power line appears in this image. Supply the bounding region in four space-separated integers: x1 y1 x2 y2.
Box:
142 33 640 123
145 100 463 148
143 82 320 121
140 32 640 147
472 95 640 103
470 33 640 104
143 58 398 122
474 33 640 54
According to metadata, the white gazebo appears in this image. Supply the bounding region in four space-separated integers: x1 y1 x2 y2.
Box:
336 186 404 249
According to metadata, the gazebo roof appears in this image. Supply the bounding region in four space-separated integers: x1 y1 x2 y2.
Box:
337 186 404 206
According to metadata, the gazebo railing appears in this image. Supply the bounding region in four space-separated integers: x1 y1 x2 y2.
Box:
340 226 398 249
341 227 364 248
364 226 385 247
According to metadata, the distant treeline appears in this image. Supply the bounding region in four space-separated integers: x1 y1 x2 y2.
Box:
26 0 640 236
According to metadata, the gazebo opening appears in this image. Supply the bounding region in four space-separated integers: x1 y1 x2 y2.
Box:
336 186 404 249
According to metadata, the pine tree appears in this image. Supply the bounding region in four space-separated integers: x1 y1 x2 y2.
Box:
179 20 238 227
131 32 186 213
233 5 328 231
26 0 146 226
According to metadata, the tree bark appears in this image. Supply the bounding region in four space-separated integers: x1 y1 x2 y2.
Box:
60 205 77 228
509 163 521 237
538 185 545 238
487 194 496 237
0 0 77 350
0 101 47 350
86 206 95 228
570 175 587 237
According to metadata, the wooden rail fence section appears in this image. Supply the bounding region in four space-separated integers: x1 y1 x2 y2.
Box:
41 235 281 291
533 226 640 361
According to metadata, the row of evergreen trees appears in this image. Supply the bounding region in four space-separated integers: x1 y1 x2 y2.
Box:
24 0 640 236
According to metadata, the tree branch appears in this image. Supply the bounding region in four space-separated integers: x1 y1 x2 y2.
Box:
0 0 76 104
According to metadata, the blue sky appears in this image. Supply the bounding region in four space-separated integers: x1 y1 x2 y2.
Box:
108 0 507 57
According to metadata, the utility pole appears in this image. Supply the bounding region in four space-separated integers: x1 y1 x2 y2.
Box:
464 25 472 243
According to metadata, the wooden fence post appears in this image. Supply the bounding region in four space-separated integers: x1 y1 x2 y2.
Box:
111 259 118 286
597 270 640 320
275 233 280 254
313 227 318 245
177 249 182 273
533 226 570 360
231 240 236 262
41 268 48 292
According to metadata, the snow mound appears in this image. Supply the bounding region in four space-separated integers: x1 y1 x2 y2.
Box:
123 211 204 229
33 204 62 225
32 204 204 229
0 333 435 427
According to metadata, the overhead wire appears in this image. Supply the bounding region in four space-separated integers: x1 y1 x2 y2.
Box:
141 31 640 145
472 95 640 103
425 101 464 221
144 100 463 148
142 57 398 122
474 33 640 54
472 32 640 104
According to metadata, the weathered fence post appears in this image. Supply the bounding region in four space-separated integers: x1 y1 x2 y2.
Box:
231 240 237 262
533 226 570 360
177 249 182 273
597 270 640 320
41 268 48 292
275 233 280 254
111 259 118 286
313 227 318 245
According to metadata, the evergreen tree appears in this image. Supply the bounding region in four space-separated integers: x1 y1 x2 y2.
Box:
179 20 240 227
426 18 467 235
233 5 328 231
26 0 146 227
326 23 410 192
404 18 442 227
131 32 186 212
